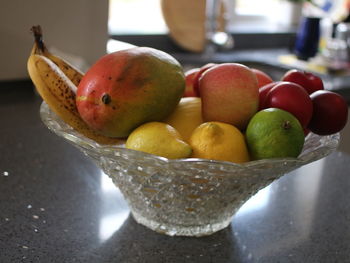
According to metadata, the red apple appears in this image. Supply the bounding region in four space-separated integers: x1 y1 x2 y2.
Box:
252 68 273 88
282 69 324 94
184 68 200 97
308 90 348 135
199 63 259 130
192 63 216 96
264 81 313 127
258 81 281 110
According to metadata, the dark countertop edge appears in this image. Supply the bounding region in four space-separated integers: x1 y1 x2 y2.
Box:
110 31 297 53
2 48 350 95
0 79 33 89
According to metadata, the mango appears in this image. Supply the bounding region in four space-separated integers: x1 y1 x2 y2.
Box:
76 47 185 138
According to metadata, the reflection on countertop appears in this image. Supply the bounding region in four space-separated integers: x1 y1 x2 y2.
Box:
1 85 350 262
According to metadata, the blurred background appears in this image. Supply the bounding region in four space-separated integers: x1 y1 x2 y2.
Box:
1 0 349 82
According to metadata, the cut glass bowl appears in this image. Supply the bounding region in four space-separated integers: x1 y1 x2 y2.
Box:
40 102 340 237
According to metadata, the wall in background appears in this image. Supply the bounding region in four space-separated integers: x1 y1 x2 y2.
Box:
0 0 109 81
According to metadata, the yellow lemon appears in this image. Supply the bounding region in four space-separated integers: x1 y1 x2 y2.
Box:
164 97 203 142
189 121 250 163
125 122 192 159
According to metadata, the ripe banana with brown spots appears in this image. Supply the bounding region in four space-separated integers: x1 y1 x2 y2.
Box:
30 25 84 86
27 28 120 145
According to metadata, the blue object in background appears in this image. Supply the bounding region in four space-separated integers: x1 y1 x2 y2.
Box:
321 0 333 12
295 16 321 60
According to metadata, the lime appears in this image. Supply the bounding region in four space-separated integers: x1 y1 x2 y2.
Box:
125 122 192 159
245 108 305 160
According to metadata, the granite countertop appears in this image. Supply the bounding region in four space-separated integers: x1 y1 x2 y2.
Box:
1 85 350 263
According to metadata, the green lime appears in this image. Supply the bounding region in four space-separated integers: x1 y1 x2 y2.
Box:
245 108 305 160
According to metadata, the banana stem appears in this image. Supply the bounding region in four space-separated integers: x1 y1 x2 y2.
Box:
30 25 46 53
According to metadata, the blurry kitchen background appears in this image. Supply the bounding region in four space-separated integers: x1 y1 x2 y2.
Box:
1 0 349 82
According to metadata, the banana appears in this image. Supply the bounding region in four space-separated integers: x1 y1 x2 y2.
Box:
30 25 83 87
27 51 120 145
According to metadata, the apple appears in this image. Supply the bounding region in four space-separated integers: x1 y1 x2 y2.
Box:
258 81 281 110
252 68 273 88
184 68 200 97
308 90 348 135
192 63 216 96
199 63 259 130
281 69 324 94
264 81 313 127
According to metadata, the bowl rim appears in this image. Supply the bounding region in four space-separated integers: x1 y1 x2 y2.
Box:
40 101 340 169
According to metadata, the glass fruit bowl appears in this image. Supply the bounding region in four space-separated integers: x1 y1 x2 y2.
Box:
40 102 340 237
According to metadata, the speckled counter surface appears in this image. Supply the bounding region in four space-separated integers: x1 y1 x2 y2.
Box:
1 86 350 263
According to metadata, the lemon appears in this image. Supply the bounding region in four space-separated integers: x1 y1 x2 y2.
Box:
245 108 305 160
189 121 250 163
125 122 192 159
164 97 203 142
